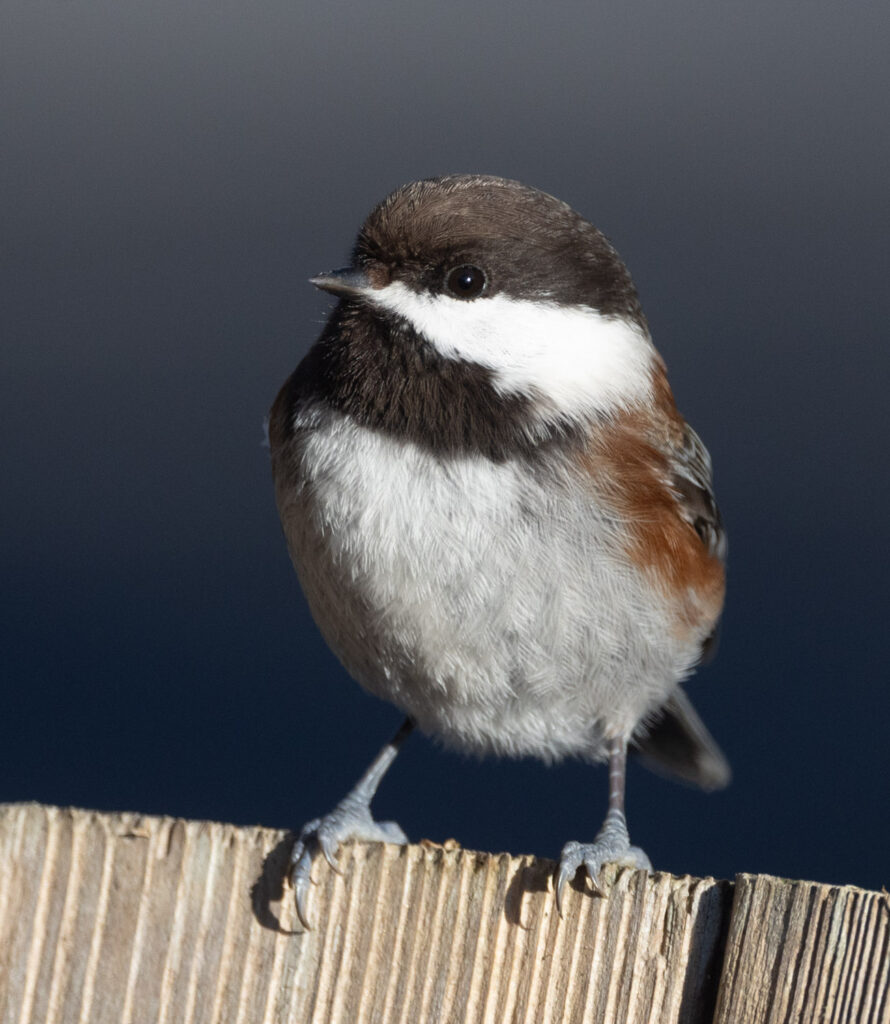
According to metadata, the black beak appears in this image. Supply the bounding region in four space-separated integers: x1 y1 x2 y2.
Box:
309 267 372 297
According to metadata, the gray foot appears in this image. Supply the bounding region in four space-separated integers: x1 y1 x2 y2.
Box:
555 809 651 914
290 792 408 928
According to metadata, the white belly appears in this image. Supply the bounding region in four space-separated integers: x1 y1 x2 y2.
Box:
275 406 700 763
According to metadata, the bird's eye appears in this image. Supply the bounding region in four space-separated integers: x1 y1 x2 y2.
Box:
445 265 487 299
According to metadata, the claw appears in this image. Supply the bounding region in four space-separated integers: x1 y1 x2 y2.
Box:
554 861 573 916
554 839 587 916
587 873 606 899
293 874 311 929
291 845 315 930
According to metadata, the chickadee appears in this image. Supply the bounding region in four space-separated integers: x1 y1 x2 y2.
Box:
269 174 728 926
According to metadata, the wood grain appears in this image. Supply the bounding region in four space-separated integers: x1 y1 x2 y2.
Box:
713 873 890 1024
0 803 731 1024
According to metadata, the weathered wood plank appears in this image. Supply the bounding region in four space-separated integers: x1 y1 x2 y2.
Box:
712 872 890 1024
0 803 730 1023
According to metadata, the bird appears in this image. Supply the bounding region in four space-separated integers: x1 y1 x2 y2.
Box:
267 174 729 927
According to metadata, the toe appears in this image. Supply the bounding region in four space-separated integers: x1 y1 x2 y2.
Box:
289 818 320 868
317 827 343 872
581 850 608 896
376 820 409 845
626 845 652 871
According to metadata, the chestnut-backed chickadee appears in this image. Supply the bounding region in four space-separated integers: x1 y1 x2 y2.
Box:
268 175 728 926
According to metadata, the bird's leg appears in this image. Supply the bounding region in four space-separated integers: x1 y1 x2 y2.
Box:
555 735 652 914
291 716 414 928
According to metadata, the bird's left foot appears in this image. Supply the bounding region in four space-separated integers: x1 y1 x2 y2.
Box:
555 809 651 914
290 793 408 929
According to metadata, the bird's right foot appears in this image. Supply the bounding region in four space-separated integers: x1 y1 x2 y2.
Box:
554 808 651 914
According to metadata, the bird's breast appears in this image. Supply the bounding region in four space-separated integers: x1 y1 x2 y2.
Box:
271 403 709 760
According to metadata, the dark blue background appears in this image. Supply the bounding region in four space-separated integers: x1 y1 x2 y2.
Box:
3 0 888 891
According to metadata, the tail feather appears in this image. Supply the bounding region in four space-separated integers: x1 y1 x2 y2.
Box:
632 687 731 791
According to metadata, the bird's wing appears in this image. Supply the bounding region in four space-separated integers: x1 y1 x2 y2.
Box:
669 422 726 565
666 422 726 663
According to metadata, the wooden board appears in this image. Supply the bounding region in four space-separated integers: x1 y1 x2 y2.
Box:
0 803 733 1024
713 873 890 1024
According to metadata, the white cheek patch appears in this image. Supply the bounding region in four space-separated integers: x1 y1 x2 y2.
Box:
368 281 655 420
